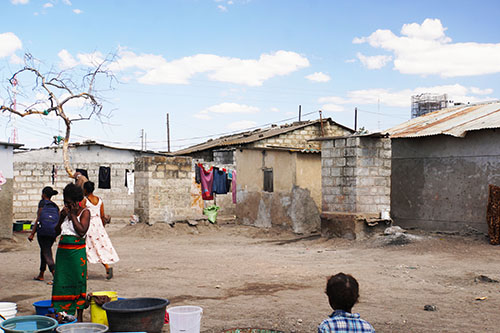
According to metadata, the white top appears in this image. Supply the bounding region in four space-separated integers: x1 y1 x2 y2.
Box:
61 208 88 237
85 197 102 218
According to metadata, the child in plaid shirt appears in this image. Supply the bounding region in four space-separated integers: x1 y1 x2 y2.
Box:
318 273 375 333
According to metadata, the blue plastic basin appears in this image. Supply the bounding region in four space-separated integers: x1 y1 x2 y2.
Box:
33 300 53 316
0 315 58 332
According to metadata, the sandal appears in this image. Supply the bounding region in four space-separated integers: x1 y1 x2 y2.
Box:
33 276 44 281
106 267 113 280
46 280 53 285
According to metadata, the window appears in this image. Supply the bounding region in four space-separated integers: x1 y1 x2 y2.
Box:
263 168 273 192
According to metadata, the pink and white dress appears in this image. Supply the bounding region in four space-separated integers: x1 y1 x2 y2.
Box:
85 197 119 265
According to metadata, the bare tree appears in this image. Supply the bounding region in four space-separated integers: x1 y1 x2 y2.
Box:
0 53 114 178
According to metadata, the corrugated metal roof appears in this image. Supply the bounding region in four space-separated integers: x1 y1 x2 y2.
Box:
386 101 500 138
173 118 352 155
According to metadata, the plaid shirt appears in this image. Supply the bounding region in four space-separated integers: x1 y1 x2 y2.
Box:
318 310 375 333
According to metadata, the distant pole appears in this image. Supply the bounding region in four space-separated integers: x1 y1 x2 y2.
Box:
166 113 171 153
319 110 324 137
141 129 144 151
298 105 302 122
145 132 147 151
354 107 358 132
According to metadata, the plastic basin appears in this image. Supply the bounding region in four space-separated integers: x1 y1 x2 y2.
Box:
102 298 169 333
55 322 108 332
0 315 58 333
33 300 53 316
167 306 203 333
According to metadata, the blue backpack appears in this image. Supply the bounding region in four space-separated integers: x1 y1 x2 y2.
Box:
37 200 59 237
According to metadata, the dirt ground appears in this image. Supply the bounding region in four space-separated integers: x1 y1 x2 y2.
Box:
1 221 500 332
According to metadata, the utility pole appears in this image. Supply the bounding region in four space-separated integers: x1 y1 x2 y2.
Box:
354 107 358 132
140 129 144 151
298 105 302 122
319 110 324 137
145 132 147 151
166 113 171 153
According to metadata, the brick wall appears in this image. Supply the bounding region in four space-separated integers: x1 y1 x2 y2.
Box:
13 161 135 223
321 136 391 215
134 156 196 224
251 122 352 150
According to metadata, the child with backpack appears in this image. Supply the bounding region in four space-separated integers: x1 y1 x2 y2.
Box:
28 186 60 283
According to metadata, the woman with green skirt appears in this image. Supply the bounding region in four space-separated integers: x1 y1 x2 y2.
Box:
51 183 90 322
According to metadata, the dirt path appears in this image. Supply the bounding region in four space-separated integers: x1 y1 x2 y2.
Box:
1 222 500 332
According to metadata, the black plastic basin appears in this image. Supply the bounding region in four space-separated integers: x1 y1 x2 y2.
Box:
102 297 169 333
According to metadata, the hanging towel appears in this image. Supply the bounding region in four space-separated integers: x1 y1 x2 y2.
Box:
126 170 134 195
52 165 57 185
232 170 237 204
195 164 201 184
212 168 228 194
98 166 111 189
200 165 214 200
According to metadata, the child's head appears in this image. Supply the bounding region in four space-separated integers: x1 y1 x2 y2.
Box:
42 186 58 199
63 183 84 207
83 181 95 196
325 273 359 313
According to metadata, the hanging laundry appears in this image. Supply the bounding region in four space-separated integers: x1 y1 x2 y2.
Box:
225 172 231 193
232 170 237 204
76 168 89 180
212 167 228 194
0 170 6 191
126 170 134 195
195 164 201 184
98 166 111 189
200 164 214 200
51 165 57 185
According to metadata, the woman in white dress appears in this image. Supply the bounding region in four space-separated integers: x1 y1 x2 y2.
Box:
83 181 119 279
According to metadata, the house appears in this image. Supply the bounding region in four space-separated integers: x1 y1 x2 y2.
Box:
175 118 354 233
0 141 23 239
387 101 500 234
13 141 167 223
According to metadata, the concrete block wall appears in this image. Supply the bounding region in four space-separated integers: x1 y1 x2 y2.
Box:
251 122 352 150
321 136 391 215
134 156 195 224
13 161 135 223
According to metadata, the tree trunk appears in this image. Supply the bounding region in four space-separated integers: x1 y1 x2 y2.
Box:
62 120 74 178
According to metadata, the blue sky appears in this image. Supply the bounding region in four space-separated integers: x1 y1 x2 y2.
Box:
1 0 499 150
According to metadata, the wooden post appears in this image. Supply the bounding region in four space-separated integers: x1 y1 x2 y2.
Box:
354 107 358 132
299 105 302 122
167 113 171 153
319 110 324 137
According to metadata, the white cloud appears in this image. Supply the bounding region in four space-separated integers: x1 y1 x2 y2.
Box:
353 18 500 77
43 3 53 8
204 102 259 114
321 104 345 112
87 49 309 86
193 111 211 120
10 54 23 64
218 5 227 11
319 84 495 109
62 0 72 5
305 72 331 82
73 9 82 14
0 32 22 59
227 120 257 131
58 49 78 69
270 107 280 112
11 0 29 4
470 87 493 95
356 52 392 69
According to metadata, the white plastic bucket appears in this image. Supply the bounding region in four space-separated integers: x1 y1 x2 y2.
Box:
167 306 203 333
0 302 17 322
0 303 16 311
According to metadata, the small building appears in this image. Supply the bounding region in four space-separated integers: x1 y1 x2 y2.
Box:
0 141 23 239
13 141 166 223
175 118 354 233
318 134 392 239
387 101 500 233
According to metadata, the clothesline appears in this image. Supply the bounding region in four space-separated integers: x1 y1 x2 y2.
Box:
195 163 236 204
